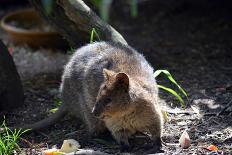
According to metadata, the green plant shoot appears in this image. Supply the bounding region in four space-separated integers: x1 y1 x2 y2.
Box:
90 28 100 43
130 0 138 17
50 97 62 113
41 0 53 16
0 118 29 155
67 47 75 55
154 70 188 108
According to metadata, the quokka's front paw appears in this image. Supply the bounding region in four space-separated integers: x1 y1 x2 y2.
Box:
153 137 162 149
151 137 162 150
120 142 131 152
140 136 162 150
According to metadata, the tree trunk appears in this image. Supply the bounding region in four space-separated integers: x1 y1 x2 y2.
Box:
29 0 127 48
0 41 24 111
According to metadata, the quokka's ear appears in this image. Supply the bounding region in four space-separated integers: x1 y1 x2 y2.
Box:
103 68 115 80
116 72 129 89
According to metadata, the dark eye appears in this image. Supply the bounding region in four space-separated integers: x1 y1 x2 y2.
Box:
102 85 107 90
103 98 112 105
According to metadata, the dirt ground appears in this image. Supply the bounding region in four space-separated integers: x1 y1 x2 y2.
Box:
0 0 231 154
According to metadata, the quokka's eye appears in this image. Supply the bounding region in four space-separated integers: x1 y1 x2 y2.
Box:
102 85 107 90
104 98 112 105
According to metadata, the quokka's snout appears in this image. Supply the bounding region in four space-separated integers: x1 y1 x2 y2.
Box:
92 102 104 117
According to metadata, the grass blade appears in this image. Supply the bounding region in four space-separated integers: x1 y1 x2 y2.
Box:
90 28 100 43
130 0 138 17
154 70 188 97
158 84 185 108
42 0 53 15
154 70 162 78
90 28 95 43
0 118 29 154
50 108 58 113
100 0 113 22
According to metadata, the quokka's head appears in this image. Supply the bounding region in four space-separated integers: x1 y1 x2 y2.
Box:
92 68 132 119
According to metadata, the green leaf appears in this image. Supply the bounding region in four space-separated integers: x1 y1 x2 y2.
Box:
89 0 101 8
50 108 58 113
100 0 113 22
90 28 95 43
154 70 188 97
42 0 53 16
130 0 138 17
90 28 100 43
154 70 162 78
54 98 62 107
0 117 28 154
158 85 185 108
50 97 62 113
67 47 75 55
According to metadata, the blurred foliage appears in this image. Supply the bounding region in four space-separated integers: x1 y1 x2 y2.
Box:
130 0 138 17
90 0 138 21
41 0 138 21
41 0 53 16
90 0 113 22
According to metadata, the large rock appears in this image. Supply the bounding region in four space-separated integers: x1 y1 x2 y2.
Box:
0 41 24 111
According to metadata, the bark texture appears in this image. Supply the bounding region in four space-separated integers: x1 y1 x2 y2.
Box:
29 0 127 47
0 41 24 111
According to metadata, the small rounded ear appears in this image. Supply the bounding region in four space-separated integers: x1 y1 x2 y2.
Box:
103 68 115 80
116 72 129 88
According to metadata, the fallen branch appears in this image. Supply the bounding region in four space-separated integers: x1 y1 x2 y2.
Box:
29 0 127 47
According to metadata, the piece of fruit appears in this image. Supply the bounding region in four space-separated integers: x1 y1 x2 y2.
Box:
207 145 218 151
43 148 64 155
179 130 191 149
60 139 80 153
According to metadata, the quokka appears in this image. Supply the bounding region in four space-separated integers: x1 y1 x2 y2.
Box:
61 42 164 150
23 42 164 151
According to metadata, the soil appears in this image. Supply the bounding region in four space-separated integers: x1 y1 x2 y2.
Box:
0 0 231 154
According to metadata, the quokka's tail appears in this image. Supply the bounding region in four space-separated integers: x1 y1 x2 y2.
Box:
17 103 67 131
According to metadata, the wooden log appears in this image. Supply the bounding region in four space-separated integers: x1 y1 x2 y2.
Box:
29 0 127 47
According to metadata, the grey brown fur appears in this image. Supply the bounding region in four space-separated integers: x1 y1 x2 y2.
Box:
22 42 163 150
61 42 163 149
